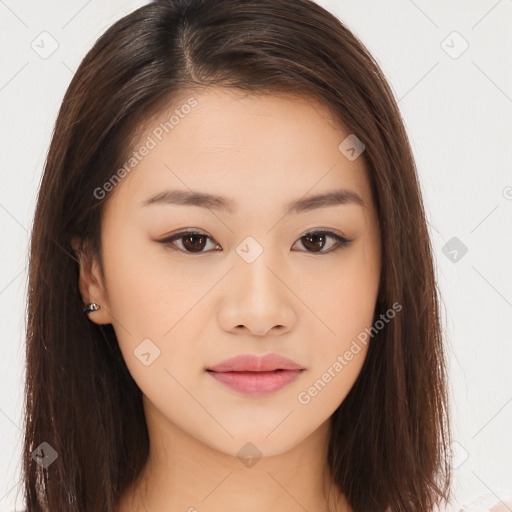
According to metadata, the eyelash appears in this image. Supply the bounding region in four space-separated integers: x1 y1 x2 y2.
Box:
158 229 354 255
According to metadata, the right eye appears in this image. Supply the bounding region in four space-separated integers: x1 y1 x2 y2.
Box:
158 230 221 253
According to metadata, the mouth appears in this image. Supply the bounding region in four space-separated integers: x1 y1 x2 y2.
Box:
206 368 305 396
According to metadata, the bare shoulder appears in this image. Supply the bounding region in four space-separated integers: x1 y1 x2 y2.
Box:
486 498 512 512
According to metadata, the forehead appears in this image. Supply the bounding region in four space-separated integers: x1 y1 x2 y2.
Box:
105 87 373 217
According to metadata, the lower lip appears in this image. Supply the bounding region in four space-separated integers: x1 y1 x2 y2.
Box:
207 369 304 396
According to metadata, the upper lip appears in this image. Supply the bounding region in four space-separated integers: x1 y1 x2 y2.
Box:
207 353 305 372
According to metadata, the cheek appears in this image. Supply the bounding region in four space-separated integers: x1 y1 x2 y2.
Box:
299 242 379 397
302 244 380 338
101 226 191 334
100 230 211 376
295 259 377 414
103 251 164 336
297 343 369 416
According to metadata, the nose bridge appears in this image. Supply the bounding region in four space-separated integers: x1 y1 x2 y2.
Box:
230 233 289 309
216 231 297 336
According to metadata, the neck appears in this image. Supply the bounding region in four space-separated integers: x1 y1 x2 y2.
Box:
117 399 351 512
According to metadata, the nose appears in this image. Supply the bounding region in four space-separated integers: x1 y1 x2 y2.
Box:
217 248 296 337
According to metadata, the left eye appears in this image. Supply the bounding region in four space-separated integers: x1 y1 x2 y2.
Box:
158 229 353 254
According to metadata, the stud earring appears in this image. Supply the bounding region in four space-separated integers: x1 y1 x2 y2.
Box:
83 303 101 314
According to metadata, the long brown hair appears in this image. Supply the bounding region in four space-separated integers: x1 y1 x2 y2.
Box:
22 0 452 510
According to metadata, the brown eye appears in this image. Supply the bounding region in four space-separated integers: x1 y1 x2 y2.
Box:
294 230 353 254
160 230 219 253
301 232 328 252
181 233 208 252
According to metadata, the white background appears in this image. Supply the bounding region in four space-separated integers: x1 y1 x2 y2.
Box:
1 1 511 511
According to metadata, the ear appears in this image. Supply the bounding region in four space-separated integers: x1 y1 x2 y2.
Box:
71 236 112 325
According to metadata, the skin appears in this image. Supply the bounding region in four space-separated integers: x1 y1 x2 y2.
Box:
74 88 381 512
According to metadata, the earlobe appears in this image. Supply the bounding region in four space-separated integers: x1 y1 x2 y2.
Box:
71 236 112 325
83 302 101 314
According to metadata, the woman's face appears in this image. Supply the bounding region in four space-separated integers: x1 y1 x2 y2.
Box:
79 88 381 458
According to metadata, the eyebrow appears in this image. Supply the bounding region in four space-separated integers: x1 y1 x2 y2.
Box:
141 188 365 214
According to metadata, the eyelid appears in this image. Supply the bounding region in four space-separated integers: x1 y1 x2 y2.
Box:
158 227 354 255
160 229 220 253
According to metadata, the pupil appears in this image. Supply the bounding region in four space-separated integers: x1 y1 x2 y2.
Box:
184 234 206 251
304 233 325 252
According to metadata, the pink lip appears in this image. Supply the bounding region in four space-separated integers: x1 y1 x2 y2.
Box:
207 353 304 372
206 353 305 396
